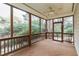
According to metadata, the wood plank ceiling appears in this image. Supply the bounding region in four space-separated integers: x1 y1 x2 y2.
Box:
23 3 74 19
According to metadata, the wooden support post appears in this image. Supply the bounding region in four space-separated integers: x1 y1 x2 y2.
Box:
0 41 1 55
62 17 64 42
45 20 47 39
10 6 13 37
29 13 32 46
39 18 41 34
10 6 13 52
52 19 54 40
73 15 74 44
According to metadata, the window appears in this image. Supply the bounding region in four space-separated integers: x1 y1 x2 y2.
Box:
13 8 29 36
0 4 10 39
47 20 49 32
54 23 62 32
54 18 62 22
53 18 62 32
47 20 53 32
64 16 73 33
41 19 45 33
31 15 40 34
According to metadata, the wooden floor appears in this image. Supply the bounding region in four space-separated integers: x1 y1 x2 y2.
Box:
9 39 77 56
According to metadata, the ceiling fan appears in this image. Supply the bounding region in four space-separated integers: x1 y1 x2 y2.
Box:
47 6 56 17
47 6 56 15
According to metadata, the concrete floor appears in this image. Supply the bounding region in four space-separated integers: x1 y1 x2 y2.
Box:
9 39 77 56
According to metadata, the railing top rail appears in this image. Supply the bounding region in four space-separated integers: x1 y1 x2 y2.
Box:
0 33 46 41
47 32 74 35
31 33 45 35
0 35 29 41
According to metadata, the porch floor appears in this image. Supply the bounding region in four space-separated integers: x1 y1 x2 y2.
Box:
9 39 77 56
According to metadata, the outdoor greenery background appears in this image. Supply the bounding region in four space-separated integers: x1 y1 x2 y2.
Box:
0 4 73 38
0 15 73 38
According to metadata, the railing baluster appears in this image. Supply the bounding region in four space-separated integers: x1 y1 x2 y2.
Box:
4 40 5 54
0 36 29 55
22 38 24 46
15 39 16 49
23 37 25 46
20 38 21 48
22 37 24 47
24 38 28 46
16 39 18 49
9 40 11 52
18 38 19 48
21 38 23 47
7 40 9 53
18 38 20 48
5 40 7 53
22 38 23 47
14 39 15 50
0 41 1 55
21 38 22 47
11 39 12 52
15 39 17 50
14 39 16 50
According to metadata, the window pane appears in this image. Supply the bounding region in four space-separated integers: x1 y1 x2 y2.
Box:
47 20 53 32
31 15 40 34
64 16 73 33
54 23 62 32
47 20 50 32
41 19 45 33
54 18 62 22
13 8 29 36
0 4 10 39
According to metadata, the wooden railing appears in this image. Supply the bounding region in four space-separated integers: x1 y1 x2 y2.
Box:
0 35 29 56
0 33 46 56
47 32 74 43
47 32 53 39
63 33 74 43
0 32 73 56
31 33 45 43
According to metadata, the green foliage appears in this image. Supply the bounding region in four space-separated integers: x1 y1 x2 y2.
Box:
13 22 29 36
0 15 73 37
32 19 40 34
54 24 61 32
64 21 73 33
0 15 41 37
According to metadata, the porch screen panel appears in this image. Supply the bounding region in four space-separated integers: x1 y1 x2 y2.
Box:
41 19 46 33
31 15 40 34
63 16 73 42
47 20 53 32
64 16 73 33
0 4 10 39
13 8 29 37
